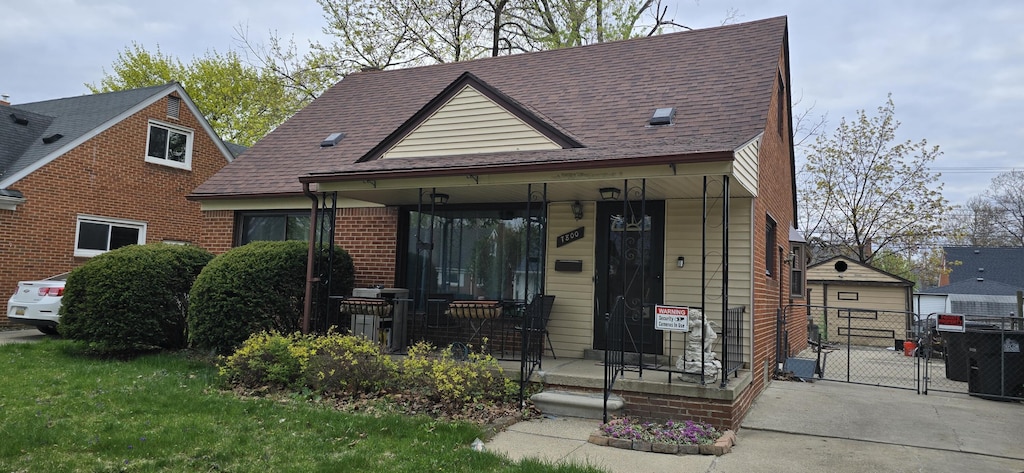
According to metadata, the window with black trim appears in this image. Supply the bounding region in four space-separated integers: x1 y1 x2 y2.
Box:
75 215 147 257
766 216 777 277
237 211 310 245
790 244 805 297
146 120 193 170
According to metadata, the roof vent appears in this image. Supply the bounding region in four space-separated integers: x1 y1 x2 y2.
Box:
648 107 675 126
320 132 345 147
974 249 980 254
167 96 181 119
10 113 29 125
41 133 63 144
976 278 984 282
978 267 984 272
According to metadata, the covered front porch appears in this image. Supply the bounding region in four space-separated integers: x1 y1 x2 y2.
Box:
301 154 759 410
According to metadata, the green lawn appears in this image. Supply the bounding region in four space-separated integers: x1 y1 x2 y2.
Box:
0 340 602 473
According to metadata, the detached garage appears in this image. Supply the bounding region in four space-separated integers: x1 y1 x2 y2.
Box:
806 256 914 347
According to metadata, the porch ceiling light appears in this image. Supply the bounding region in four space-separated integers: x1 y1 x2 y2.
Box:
571 200 583 220
430 193 449 205
599 187 621 201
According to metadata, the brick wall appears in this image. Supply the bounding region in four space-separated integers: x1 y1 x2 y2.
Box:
199 206 400 290
743 50 800 416
0 92 229 325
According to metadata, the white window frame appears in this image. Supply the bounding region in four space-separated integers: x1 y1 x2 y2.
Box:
145 120 193 170
74 215 147 258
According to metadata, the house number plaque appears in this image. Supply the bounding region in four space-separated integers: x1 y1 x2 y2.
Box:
556 227 584 247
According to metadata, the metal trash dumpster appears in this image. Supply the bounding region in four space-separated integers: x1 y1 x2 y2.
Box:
946 321 999 382
967 328 1024 400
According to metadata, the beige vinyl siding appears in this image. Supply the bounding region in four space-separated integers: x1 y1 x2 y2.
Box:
808 283 909 313
383 85 560 159
808 282 911 347
544 201 596 358
732 135 761 196
663 198 753 366
807 260 906 284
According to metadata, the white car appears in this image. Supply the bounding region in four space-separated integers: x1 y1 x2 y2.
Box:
6 273 67 335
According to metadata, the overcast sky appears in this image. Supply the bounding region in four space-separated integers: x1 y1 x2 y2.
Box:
2 0 1021 206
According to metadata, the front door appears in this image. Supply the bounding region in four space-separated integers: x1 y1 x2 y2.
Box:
594 200 664 354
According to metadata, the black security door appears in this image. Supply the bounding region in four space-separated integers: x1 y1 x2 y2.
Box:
593 200 664 354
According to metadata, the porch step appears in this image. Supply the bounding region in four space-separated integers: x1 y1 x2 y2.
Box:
530 390 624 420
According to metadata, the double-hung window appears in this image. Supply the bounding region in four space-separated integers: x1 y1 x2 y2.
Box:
74 215 147 257
146 120 193 170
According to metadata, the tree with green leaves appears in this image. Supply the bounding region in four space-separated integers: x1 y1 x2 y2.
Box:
88 43 305 147
799 95 952 264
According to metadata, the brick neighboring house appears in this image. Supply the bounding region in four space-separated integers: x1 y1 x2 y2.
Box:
0 83 238 327
190 17 804 429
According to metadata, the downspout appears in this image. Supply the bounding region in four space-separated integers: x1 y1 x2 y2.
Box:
301 182 320 334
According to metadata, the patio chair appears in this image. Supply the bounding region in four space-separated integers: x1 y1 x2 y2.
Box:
521 295 557 359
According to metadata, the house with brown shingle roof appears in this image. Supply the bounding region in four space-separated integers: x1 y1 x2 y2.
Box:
189 16 803 430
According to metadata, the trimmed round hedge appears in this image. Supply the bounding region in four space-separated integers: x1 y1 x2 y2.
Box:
60 244 214 354
187 241 355 355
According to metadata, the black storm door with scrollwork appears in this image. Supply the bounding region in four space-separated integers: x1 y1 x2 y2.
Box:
594 201 664 354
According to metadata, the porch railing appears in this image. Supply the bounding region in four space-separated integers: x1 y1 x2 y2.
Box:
603 296 626 423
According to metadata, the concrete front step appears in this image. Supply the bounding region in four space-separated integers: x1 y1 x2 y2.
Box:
530 390 624 420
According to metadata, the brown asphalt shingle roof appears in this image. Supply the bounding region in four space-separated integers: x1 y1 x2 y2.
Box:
192 16 788 199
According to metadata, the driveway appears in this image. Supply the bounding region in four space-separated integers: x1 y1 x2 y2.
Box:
0 328 48 345
487 379 1024 473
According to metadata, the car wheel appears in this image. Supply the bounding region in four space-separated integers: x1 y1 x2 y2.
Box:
37 326 59 336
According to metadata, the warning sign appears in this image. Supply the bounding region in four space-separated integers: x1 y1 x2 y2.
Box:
936 313 965 333
655 305 689 332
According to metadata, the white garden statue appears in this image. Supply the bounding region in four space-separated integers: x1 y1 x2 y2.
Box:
676 310 722 381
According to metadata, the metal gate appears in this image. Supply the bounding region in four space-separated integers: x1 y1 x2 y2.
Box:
920 314 1024 401
787 306 1024 401
787 304 920 391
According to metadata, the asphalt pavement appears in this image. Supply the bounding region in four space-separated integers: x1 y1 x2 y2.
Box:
486 380 1024 473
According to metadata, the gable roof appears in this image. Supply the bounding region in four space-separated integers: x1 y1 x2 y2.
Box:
0 83 234 190
807 255 914 286
193 16 789 200
944 246 1024 289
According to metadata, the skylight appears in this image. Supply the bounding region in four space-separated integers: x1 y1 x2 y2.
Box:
649 107 675 126
320 132 345 147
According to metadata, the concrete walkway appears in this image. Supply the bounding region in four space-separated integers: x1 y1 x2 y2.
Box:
486 380 1024 473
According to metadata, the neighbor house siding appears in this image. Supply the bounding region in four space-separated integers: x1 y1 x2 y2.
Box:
0 94 228 325
383 85 560 159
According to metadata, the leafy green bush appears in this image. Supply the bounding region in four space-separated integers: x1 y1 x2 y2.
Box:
401 342 518 408
221 335 515 408
220 331 312 389
304 332 399 395
59 244 213 354
188 241 355 355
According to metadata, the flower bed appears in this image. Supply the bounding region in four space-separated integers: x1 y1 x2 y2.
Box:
588 417 736 456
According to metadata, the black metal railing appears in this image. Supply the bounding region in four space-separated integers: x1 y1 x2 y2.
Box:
603 296 625 423
723 306 745 378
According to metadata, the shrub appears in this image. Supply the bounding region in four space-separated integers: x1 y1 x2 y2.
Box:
304 332 399 395
59 244 213 355
401 342 517 408
188 241 355 354
220 331 312 389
